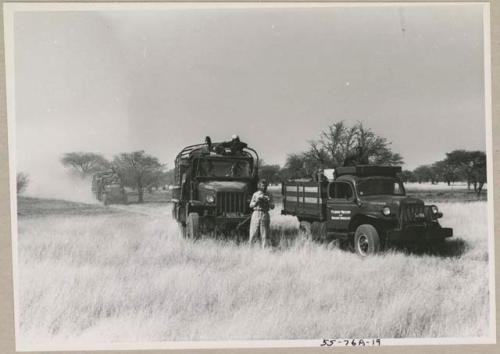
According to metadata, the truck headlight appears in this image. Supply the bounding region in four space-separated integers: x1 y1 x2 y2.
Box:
382 206 391 216
206 195 215 203
431 205 439 214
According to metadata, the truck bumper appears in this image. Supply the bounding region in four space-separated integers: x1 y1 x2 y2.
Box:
212 216 250 224
387 224 453 243
200 214 252 230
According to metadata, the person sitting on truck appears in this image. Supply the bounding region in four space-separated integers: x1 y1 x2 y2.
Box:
249 179 274 248
230 134 247 154
217 135 248 155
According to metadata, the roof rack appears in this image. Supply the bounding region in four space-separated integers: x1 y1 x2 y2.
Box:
335 165 402 178
176 142 257 161
175 143 208 162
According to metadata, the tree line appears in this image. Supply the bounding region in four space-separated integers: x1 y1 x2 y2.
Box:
256 122 487 196
401 150 487 195
16 122 486 199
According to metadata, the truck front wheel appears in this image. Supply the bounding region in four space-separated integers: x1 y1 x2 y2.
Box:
186 212 201 239
354 224 380 256
179 222 187 238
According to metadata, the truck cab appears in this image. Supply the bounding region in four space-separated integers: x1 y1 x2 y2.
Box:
171 138 259 238
282 165 453 256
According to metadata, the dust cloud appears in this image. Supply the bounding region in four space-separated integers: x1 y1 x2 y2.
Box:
19 160 97 204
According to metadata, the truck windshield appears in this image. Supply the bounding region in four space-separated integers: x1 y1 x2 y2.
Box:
197 159 251 178
357 177 405 196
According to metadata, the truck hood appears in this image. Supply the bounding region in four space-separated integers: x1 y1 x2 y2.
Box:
198 181 248 192
360 195 424 206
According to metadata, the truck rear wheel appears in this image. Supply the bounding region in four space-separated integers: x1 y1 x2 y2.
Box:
354 224 380 256
186 212 201 239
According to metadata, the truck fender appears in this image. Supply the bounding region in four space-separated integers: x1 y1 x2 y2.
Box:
348 214 380 233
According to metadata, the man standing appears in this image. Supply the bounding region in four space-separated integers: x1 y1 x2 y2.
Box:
249 179 274 247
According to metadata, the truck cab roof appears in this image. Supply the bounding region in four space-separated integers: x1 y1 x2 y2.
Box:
176 142 257 162
335 165 402 178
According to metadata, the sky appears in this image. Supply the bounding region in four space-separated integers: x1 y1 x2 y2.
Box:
12 3 487 178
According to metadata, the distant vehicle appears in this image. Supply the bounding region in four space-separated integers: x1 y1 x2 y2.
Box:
91 170 128 205
281 165 453 256
171 137 259 239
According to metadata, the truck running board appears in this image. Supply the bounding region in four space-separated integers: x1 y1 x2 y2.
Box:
327 231 352 240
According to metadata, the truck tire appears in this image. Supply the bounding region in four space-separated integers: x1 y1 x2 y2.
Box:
172 205 177 221
354 224 380 256
179 222 187 238
186 212 201 239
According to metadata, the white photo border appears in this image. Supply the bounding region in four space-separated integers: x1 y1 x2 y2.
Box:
3 2 495 351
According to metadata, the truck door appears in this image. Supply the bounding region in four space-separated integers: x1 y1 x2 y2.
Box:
327 181 357 231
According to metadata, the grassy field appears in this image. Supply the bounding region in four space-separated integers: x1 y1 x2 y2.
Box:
15 192 491 346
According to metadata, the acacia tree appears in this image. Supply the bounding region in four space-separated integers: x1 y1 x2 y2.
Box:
61 152 110 176
112 151 163 203
467 151 487 195
432 160 460 186
400 170 416 183
444 150 487 194
283 153 319 179
311 121 403 168
284 121 403 179
144 169 174 192
413 165 438 184
259 164 282 184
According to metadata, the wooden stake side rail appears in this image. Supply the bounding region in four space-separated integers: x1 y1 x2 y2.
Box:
281 181 327 221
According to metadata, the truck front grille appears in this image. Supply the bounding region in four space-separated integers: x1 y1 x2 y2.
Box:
400 203 427 226
216 192 247 214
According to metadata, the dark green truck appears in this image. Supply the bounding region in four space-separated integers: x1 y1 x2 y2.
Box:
281 165 453 256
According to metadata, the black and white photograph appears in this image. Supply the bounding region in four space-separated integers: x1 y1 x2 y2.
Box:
3 2 495 351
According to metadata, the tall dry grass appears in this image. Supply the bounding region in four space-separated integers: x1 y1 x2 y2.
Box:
17 200 490 346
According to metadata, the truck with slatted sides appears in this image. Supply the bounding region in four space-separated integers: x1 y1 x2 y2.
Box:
281 165 453 256
282 181 327 221
171 137 259 239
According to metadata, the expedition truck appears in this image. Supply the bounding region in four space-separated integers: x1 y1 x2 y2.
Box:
91 170 128 205
281 165 453 256
171 137 259 239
